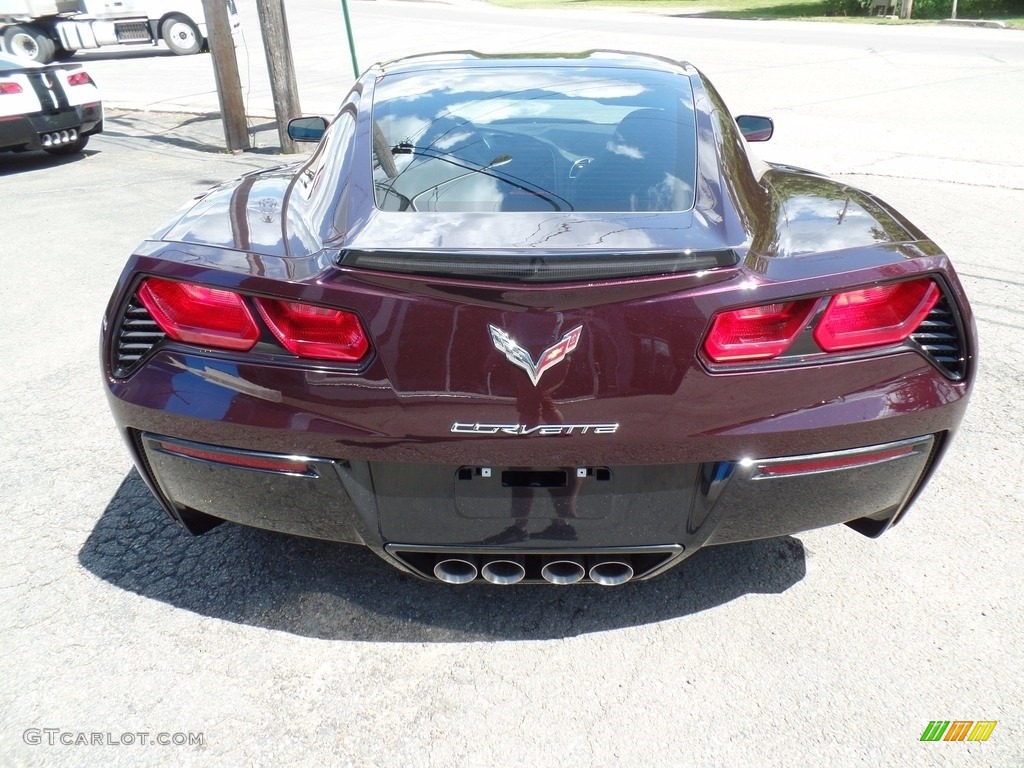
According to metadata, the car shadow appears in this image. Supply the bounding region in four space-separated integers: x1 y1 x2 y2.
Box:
104 112 284 155
0 148 97 175
79 470 807 642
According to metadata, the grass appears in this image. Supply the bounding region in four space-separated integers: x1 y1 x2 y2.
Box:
482 0 1024 26
484 0 829 14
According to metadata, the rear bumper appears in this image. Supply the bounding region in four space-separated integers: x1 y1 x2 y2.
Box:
0 102 102 151
101 250 974 583
127 429 938 583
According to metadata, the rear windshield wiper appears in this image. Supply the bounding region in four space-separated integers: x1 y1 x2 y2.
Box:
387 143 573 212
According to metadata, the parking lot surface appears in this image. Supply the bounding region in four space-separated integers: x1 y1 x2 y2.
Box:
1 3 1022 765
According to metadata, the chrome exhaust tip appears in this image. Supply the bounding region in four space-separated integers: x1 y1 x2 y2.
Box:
480 557 526 585
433 557 478 584
588 558 633 586
541 557 586 585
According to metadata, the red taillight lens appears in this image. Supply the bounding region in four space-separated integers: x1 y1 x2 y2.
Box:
814 278 940 352
66 71 93 87
703 299 817 362
138 277 259 351
254 298 369 361
0 82 23 95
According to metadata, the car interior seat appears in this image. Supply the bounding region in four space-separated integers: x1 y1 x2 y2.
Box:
572 107 693 212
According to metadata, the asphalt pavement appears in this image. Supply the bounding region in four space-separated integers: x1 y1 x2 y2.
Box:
1 2 1022 766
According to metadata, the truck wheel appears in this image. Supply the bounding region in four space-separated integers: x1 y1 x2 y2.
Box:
2 25 56 64
161 15 202 56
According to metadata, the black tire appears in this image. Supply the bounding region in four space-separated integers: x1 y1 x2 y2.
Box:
44 133 90 156
161 15 202 56
35 34 55 63
2 24 56 63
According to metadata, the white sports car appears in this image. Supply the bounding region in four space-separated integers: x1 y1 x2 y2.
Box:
0 51 102 155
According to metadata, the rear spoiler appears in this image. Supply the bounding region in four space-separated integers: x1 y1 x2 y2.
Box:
338 248 739 283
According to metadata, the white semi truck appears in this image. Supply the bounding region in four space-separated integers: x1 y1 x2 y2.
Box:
0 0 238 63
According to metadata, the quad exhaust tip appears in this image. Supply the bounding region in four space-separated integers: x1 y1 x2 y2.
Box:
588 558 634 586
480 557 526 585
541 557 586 585
426 553 638 584
40 129 78 148
433 557 478 584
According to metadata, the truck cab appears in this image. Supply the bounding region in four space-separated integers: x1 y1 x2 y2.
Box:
0 0 239 63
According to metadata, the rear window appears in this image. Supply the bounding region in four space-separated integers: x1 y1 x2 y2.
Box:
370 66 697 213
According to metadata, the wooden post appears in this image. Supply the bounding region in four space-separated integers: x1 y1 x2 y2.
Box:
201 0 250 152
255 0 301 154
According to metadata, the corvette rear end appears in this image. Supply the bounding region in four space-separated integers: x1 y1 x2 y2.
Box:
0 52 102 154
100 52 974 585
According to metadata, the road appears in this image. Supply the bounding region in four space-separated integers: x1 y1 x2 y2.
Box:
1 3 1022 766
77 0 1024 188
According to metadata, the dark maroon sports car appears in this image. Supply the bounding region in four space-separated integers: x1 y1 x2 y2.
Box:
101 51 975 586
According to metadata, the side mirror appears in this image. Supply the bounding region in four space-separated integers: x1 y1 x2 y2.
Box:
288 116 328 142
736 115 774 142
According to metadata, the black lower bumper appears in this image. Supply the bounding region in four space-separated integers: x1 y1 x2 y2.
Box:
131 430 937 583
0 103 102 152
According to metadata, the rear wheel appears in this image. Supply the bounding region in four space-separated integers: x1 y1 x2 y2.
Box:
161 15 202 56
2 24 56 64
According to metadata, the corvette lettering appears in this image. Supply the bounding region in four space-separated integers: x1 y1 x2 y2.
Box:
451 422 619 436
489 324 583 386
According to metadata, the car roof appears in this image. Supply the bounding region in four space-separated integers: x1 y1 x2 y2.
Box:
376 50 697 78
0 52 42 72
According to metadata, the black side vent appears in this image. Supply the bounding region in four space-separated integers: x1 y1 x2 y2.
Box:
113 297 165 378
911 294 967 380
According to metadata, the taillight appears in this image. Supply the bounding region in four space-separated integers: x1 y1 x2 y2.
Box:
703 299 817 362
814 278 940 352
66 71 93 87
138 277 259 351
703 277 945 365
0 83 23 95
254 298 369 361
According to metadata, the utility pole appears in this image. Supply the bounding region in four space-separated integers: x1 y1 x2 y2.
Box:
951 0 958 18
900 0 914 19
255 0 301 154
201 0 250 152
